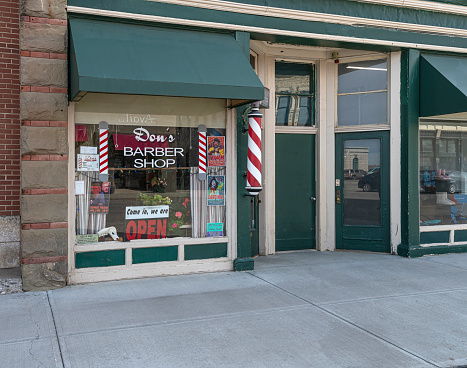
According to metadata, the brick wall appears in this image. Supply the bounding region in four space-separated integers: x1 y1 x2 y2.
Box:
20 0 68 290
0 0 21 217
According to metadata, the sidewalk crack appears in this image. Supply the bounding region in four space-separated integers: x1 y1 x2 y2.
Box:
47 291 65 368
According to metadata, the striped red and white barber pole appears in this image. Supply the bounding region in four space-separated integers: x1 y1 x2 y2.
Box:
198 125 207 181
99 121 109 181
246 106 263 195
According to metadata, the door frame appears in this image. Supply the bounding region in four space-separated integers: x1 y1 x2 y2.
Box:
335 130 391 252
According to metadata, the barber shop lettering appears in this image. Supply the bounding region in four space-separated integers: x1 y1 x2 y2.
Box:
133 127 175 143
124 128 184 168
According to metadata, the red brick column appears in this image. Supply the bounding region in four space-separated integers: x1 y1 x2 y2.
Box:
0 0 21 217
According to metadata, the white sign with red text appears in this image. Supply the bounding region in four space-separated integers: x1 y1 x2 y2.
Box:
77 154 99 171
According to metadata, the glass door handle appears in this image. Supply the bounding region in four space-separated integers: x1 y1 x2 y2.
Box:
310 197 316 201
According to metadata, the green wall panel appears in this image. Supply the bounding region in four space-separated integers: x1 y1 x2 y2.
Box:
75 250 125 269
68 0 467 32
185 243 228 260
68 1 467 51
420 231 450 244
454 230 467 243
132 246 178 264
398 49 420 257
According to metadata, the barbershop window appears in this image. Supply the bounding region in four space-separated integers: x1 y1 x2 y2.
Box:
275 62 314 126
337 58 388 126
74 93 227 244
420 121 467 226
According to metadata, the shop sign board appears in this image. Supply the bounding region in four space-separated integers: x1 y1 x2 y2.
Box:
125 206 169 219
125 205 169 240
76 234 99 244
207 222 223 237
77 154 99 171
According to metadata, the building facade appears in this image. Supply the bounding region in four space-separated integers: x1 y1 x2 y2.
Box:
10 0 467 290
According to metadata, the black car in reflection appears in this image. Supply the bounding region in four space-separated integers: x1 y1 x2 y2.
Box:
358 168 380 192
420 170 456 194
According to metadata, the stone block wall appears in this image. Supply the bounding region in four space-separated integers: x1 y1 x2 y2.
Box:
20 0 68 291
0 1 21 268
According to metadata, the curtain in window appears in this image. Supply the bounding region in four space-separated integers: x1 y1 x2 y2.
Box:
190 167 226 237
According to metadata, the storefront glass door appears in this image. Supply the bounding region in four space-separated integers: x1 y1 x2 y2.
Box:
275 134 316 251
335 131 390 252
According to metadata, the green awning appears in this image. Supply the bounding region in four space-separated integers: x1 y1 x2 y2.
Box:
69 18 264 103
420 54 467 118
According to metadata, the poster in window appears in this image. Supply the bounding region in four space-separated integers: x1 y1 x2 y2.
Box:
207 136 225 167
207 175 225 206
89 181 110 213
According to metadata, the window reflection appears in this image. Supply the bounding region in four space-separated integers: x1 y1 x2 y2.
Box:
343 139 381 226
275 62 314 126
420 122 467 226
337 58 388 126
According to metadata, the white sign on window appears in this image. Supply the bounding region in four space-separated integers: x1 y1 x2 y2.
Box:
80 146 98 154
77 154 99 172
125 206 170 220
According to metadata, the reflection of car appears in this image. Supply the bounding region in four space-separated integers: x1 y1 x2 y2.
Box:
344 169 367 180
358 168 380 192
420 170 456 194
446 171 467 193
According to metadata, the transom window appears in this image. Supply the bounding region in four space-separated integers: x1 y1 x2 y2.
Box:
337 58 388 126
275 62 314 126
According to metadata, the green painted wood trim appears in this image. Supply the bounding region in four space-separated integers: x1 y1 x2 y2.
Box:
397 243 467 258
68 0 467 32
420 231 450 244
75 250 125 269
67 2 467 52
400 49 420 251
236 105 253 258
233 257 254 271
132 246 178 264
454 230 467 242
184 243 228 260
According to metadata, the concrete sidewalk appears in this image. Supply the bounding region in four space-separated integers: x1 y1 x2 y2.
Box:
2 251 467 368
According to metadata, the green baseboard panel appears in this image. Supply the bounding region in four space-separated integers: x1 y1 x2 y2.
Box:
397 243 467 258
184 243 227 260
233 257 254 271
75 249 125 269
133 246 178 264
419 231 450 244
454 230 467 243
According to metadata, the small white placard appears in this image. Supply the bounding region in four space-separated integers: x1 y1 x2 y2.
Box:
80 146 98 154
125 206 170 220
335 179 340 187
77 154 99 172
75 181 85 195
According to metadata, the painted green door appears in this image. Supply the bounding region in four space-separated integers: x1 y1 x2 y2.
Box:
335 131 390 252
275 134 315 251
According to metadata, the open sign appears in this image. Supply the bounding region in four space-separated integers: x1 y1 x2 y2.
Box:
125 219 167 241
